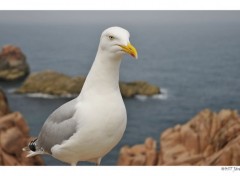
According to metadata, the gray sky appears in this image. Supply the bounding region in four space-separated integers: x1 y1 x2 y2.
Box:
0 11 240 25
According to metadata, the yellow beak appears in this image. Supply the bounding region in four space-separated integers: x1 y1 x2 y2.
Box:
119 42 138 59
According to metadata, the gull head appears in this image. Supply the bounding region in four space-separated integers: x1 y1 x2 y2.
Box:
99 26 138 59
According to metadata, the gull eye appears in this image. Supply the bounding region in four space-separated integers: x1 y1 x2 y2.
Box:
108 35 114 40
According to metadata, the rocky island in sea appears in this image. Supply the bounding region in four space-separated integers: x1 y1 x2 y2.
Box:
15 70 161 98
0 45 29 81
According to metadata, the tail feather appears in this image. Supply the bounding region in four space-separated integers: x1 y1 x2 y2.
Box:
22 138 45 157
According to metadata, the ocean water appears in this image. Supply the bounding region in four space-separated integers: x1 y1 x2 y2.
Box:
1 17 240 165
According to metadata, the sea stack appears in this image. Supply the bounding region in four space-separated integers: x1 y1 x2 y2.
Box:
0 45 30 81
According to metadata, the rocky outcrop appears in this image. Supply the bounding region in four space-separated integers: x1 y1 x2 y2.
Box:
120 81 160 98
0 88 10 116
117 137 158 165
0 89 44 165
16 70 84 97
117 109 240 166
15 70 160 98
0 112 44 165
0 45 29 81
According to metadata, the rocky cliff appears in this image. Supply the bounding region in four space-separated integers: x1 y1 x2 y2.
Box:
0 88 44 165
0 45 30 81
117 109 240 166
15 70 160 98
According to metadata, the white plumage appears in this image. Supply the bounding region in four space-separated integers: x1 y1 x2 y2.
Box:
23 26 138 165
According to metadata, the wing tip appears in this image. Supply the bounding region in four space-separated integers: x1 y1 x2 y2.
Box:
22 138 46 157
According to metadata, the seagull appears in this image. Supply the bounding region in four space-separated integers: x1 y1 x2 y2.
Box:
23 26 138 166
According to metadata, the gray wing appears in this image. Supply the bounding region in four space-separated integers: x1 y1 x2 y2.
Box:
36 98 78 154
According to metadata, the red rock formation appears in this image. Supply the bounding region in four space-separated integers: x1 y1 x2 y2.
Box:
0 88 10 116
0 112 44 165
117 109 240 166
1 45 22 58
0 89 43 165
0 112 43 166
0 45 29 81
117 137 158 165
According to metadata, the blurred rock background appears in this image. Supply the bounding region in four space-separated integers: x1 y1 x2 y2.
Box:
117 109 240 166
0 88 44 165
